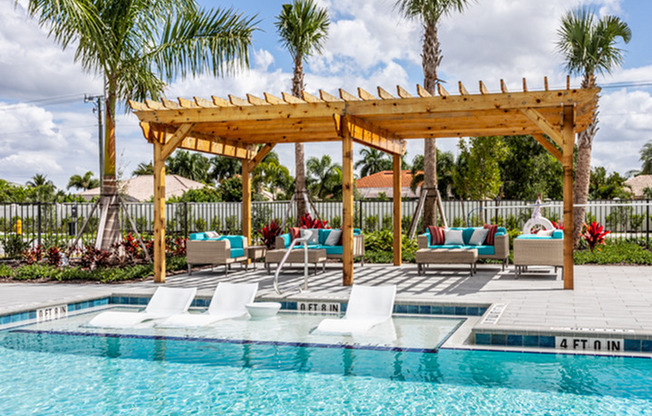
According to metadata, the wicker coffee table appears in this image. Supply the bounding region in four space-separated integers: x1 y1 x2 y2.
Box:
415 248 478 275
265 248 327 275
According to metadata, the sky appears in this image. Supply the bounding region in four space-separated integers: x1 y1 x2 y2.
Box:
0 0 651 190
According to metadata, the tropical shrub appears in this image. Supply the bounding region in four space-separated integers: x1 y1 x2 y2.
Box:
574 241 652 265
364 215 378 232
582 221 610 252
166 236 187 257
364 230 418 263
261 220 282 249
80 245 113 269
2 234 31 258
45 246 62 267
299 213 328 229
22 245 43 265
13 264 60 280
0 264 13 278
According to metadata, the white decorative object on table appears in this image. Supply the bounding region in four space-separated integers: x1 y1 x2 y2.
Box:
246 302 282 319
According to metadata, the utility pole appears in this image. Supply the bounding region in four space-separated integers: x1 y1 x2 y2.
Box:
84 94 104 193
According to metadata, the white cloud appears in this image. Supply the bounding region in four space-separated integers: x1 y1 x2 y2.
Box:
0 0 645 188
0 3 101 100
592 89 652 174
0 104 99 187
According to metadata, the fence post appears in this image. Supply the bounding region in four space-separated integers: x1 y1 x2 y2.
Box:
37 202 42 247
358 199 363 230
183 202 189 238
647 199 650 249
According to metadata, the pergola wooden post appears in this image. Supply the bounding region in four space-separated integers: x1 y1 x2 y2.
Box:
341 117 354 285
152 141 166 283
393 154 402 266
241 160 252 245
130 79 598 288
562 105 576 289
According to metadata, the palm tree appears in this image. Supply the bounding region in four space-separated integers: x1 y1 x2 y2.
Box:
395 0 474 228
276 0 329 218
557 7 631 246
26 0 256 247
639 141 652 175
252 151 294 200
26 173 56 202
166 150 211 182
67 171 100 190
209 156 242 184
132 162 154 176
410 150 455 198
306 155 342 200
355 148 393 178
26 174 54 188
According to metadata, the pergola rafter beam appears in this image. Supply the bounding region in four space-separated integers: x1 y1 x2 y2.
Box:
134 89 598 127
335 114 406 155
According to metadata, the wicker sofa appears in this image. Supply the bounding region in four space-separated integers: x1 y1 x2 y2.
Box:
417 226 510 270
275 228 365 265
513 230 563 278
187 232 248 275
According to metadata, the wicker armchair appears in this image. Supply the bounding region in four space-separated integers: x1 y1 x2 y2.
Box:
513 237 563 278
186 237 248 276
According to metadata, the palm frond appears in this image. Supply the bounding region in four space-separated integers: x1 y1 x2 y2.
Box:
154 7 258 79
395 0 474 24
556 7 631 77
275 0 330 60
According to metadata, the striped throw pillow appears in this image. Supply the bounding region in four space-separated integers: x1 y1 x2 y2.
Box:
289 227 301 242
428 225 446 245
484 224 498 245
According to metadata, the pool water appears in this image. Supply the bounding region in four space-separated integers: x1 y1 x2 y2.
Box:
1 312 652 415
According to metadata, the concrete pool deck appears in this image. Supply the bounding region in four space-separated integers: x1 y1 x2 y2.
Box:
1 263 651 352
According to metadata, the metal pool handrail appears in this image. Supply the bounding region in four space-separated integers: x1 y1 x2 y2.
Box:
273 230 312 295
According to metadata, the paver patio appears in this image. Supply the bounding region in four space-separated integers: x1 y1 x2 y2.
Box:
2 263 651 337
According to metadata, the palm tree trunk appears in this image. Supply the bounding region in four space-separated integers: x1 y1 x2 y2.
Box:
98 77 122 250
422 22 441 228
292 55 307 221
572 74 597 247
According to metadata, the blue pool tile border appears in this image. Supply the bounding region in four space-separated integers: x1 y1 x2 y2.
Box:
0 297 110 327
11 328 440 354
108 296 488 318
474 332 652 353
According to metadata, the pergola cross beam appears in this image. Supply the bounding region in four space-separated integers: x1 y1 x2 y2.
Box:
334 114 406 155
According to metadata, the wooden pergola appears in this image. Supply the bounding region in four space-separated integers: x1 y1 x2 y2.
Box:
129 77 599 290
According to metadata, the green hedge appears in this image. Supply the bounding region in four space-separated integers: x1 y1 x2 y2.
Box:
0 257 188 283
574 241 652 265
364 230 418 263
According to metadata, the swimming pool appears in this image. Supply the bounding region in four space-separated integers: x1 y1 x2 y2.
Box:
1 311 651 415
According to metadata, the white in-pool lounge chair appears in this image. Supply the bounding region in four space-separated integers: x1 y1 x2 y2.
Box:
314 284 396 335
158 282 258 328
86 287 197 329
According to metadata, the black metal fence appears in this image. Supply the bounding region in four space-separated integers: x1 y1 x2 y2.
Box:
1 199 651 256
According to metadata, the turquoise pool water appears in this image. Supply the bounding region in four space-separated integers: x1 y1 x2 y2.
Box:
1 313 652 415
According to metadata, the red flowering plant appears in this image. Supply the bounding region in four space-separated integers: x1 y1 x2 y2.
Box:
80 245 113 269
299 213 329 229
22 245 43 265
166 236 187 257
45 246 63 267
582 221 610 252
261 220 282 249
552 221 564 229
